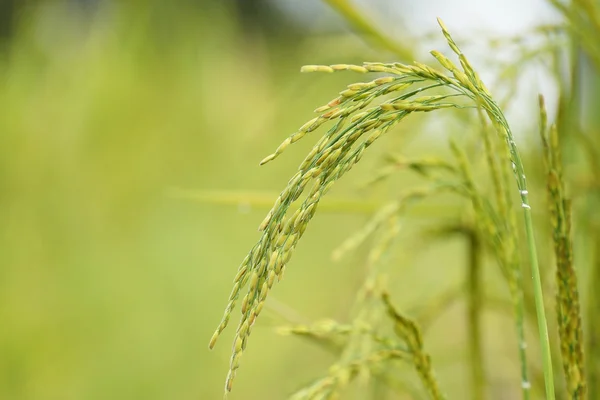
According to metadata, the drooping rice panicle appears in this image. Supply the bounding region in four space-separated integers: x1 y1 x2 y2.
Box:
210 19 555 397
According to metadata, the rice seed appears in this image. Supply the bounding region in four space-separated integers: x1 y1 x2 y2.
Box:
301 65 335 73
436 17 461 56
349 65 369 73
430 50 458 72
258 210 273 231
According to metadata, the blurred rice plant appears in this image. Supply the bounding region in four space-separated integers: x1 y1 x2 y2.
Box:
0 2 378 399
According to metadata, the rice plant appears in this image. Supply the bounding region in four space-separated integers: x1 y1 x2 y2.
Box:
208 12 591 400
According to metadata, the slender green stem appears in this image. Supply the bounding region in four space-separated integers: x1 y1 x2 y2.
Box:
513 268 531 400
475 93 555 399
466 227 485 400
479 111 531 399
523 207 555 399
505 120 554 397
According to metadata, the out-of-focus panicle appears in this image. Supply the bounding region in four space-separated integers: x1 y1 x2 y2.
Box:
539 95 586 398
286 209 408 399
383 292 445 400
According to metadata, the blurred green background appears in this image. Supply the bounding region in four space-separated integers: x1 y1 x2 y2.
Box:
0 1 582 399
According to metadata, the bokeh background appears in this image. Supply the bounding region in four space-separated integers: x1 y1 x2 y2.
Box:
0 1 595 399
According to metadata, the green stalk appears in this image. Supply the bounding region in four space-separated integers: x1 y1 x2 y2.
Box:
480 111 531 399
470 98 554 398
488 104 555 399
468 82 555 399
466 227 485 400
523 209 555 399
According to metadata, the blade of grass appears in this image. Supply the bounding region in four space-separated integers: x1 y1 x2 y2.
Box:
322 0 413 60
